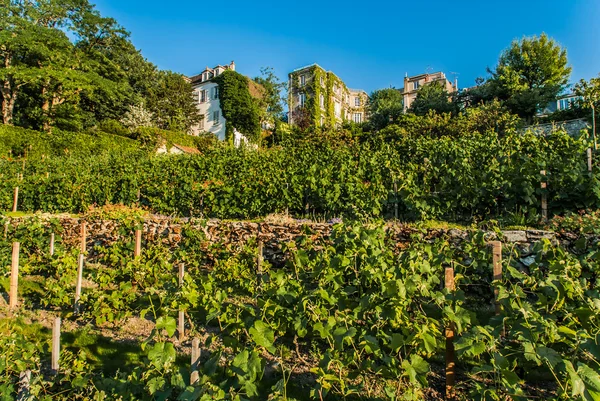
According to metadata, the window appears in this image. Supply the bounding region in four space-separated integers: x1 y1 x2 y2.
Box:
213 87 219 99
354 113 362 123
300 75 306 86
213 111 220 125
413 81 420 90
299 93 306 107
320 76 324 86
320 94 324 108
355 97 360 107
334 101 341 117
200 90 206 103
199 117 204 130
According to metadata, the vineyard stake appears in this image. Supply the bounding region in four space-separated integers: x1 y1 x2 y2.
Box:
50 233 55 256
540 170 548 222
393 179 398 220
74 254 84 314
445 266 456 396
134 229 142 259
190 337 200 385
178 263 185 341
16 370 31 401
52 317 61 374
80 221 87 254
588 148 593 172
9 242 20 309
12 187 18 213
491 241 502 315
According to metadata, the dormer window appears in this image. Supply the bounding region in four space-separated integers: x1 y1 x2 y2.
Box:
203 72 208 81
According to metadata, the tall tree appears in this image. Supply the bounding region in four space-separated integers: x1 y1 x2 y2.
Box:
575 75 600 149
367 88 404 131
146 70 200 132
489 33 571 122
253 66 286 118
409 82 458 116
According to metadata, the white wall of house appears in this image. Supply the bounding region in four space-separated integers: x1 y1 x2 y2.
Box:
191 81 227 140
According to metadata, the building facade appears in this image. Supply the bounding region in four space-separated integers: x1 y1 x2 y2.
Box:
400 72 458 112
538 91 583 116
188 61 245 146
288 64 368 128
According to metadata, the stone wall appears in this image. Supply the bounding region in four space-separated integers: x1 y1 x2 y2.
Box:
5 215 581 262
522 118 591 137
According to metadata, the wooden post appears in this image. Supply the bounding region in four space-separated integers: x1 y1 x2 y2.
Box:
393 180 398 220
74 253 84 314
80 221 87 254
51 318 61 374
16 370 31 401
588 148 593 172
134 229 142 259
540 170 548 222
49 233 55 256
445 266 456 396
190 338 200 385
257 240 263 274
12 187 18 213
9 242 20 309
491 241 502 315
178 263 185 341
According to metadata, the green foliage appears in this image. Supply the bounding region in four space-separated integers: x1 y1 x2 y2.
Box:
214 70 262 143
489 33 572 121
409 82 458 116
367 88 405 131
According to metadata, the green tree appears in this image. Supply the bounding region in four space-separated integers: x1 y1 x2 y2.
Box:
409 82 458 116
253 66 286 118
489 33 571 122
146 70 200 132
366 88 404 130
575 75 600 149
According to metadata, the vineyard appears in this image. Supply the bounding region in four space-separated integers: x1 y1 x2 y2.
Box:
1 213 600 400
1 124 599 223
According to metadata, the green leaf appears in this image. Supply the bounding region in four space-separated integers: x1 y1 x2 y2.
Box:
156 316 177 337
249 320 276 354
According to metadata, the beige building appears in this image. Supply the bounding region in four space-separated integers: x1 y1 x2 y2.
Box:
288 64 368 128
401 71 457 112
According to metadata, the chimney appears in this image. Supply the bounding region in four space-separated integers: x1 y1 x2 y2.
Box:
454 78 458 91
230 60 236 71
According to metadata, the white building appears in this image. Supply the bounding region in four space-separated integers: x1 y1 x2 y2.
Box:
188 61 247 146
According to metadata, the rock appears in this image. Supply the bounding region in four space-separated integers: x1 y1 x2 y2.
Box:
502 230 527 243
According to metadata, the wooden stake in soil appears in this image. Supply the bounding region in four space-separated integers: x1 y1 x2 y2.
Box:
134 229 142 259
12 187 18 213
190 338 200 385
540 170 548 222
588 148 593 172
16 370 31 401
393 180 398 220
49 233 55 256
51 318 61 374
178 263 185 341
9 242 20 309
445 266 456 396
80 221 87 254
491 241 502 315
74 253 84 314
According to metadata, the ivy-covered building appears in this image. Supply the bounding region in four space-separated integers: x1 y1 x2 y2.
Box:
188 61 258 146
288 64 368 128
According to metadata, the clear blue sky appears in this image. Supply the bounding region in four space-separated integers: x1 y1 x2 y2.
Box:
93 0 599 93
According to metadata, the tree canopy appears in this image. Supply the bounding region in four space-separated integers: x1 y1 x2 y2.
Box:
0 0 199 133
488 33 571 121
367 88 404 131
